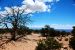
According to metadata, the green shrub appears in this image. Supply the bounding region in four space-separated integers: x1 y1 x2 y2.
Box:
69 36 75 50
36 37 61 50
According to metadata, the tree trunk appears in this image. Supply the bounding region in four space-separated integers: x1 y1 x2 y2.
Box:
11 24 18 41
11 29 16 41
11 19 18 41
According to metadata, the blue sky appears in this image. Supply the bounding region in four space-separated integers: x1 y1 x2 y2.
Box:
0 0 75 29
29 0 75 29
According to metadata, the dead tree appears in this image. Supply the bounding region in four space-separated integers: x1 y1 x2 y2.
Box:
0 7 31 41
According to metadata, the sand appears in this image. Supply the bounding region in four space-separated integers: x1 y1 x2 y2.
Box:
0 33 46 50
0 33 73 50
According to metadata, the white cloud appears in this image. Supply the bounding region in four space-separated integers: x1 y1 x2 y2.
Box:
0 0 60 17
44 0 60 2
22 0 49 13
28 24 75 29
44 0 54 2
28 25 44 29
0 11 8 17
4 7 13 15
50 24 75 29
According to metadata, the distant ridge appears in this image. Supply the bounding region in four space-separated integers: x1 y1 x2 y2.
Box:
31 27 72 32
56 29 72 32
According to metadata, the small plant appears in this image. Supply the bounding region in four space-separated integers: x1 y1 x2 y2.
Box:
36 37 61 50
65 38 68 41
69 36 75 50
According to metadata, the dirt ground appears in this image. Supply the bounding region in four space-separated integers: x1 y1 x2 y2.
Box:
0 33 73 50
0 33 46 50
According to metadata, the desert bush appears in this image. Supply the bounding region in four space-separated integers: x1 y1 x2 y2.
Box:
36 37 61 50
71 26 75 36
60 31 67 37
69 36 75 50
40 25 59 37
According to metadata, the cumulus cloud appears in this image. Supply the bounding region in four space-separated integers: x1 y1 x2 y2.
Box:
0 0 60 17
0 11 8 17
22 0 50 13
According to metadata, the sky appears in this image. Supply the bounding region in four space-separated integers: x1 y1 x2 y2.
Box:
0 0 75 29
